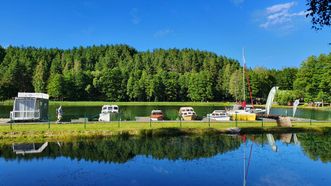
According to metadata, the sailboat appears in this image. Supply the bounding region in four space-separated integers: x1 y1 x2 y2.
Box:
227 49 257 121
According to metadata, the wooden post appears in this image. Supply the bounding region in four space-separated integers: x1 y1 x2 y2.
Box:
118 113 121 128
235 113 238 127
180 116 182 128
84 113 87 129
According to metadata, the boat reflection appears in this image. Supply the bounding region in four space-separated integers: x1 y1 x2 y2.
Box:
12 142 49 155
266 133 300 152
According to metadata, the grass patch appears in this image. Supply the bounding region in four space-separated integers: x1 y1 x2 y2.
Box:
0 100 235 107
1 121 331 143
50 101 235 107
2 100 330 110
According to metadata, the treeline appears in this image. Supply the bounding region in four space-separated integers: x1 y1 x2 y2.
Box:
0 44 329 103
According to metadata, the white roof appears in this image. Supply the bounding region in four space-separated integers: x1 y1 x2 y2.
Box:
151 110 162 113
102 105 118 108
179 107 194 110
17 92 49 99
212 110 226 114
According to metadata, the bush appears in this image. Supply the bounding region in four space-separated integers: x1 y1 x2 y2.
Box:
276 90 297 105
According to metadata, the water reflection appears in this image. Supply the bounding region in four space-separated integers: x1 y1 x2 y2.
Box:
1 133 331 163
266 133 301 152
1 134 331 185
12 142 49 155
1 135 241 163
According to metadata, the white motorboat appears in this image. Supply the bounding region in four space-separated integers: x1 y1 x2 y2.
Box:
179 107 196 121
207 110 230 121
98 105 119 122
245 105 266 114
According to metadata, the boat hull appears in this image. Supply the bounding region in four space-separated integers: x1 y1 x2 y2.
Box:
150 115 163 121
182 115 196 121
209 116 230 121
230 113 256 121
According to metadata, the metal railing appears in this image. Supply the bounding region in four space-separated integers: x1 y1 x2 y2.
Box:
10 110 40 120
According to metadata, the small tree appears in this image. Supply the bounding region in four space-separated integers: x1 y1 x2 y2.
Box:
47 73 64 100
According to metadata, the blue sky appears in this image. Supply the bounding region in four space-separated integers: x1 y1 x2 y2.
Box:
0 0 330 69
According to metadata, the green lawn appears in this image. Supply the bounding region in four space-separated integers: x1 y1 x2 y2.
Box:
2 100 330 110
50 101 236 107
1 121 331 144
1 100 235 107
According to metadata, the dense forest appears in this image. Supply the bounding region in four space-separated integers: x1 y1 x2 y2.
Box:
0 44 329 104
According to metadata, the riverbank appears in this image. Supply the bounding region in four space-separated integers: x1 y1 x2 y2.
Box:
1 121 331 144
1 100 330 110
1 101 234 107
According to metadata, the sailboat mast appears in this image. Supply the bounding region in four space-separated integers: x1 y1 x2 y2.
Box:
242 48 246 102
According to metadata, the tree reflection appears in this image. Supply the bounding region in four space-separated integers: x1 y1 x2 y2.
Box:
298 133 331 163
0 135 241 163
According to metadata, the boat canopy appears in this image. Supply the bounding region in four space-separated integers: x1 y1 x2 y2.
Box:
151 110 163 114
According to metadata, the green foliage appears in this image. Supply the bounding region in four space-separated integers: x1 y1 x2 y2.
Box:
229 69 244 101
0 45 5 64
33 59 49 93
299 133 331 163
306 0 331 30
275 90 298 105
249 67 276 100
0 45 329 104
0 45 245 101
187 71 214 101
294 54 331 102
275 67 298 90
47 73 64 99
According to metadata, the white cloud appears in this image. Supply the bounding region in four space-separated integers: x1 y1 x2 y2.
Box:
266 2 295 14
260 2 308 29
130 8 141 25
153 29 174 38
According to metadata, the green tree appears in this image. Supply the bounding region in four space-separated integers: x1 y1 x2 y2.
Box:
306 0 331 30
275 90 298 105
229 69 244 101
0 45 5 64
187 71 213 101
294 54 331 102
33 60 48 92
94 67 127 101
276 68 298 90
47 73 64 99
249 67 276 100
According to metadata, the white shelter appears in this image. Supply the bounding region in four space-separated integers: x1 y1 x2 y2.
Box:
10 92 49 121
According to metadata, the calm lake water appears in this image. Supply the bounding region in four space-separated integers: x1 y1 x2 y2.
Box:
1 133 331 186
1 104 331 121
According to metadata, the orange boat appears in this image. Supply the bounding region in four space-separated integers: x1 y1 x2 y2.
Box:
150 110 164 121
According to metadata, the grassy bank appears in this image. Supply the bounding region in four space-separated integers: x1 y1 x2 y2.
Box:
1 100 330 110
1 121 331 143
49 101 235 107
0 101 235 107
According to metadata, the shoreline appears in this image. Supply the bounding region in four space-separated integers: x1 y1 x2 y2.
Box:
1 122 331 144
1 100 330 110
